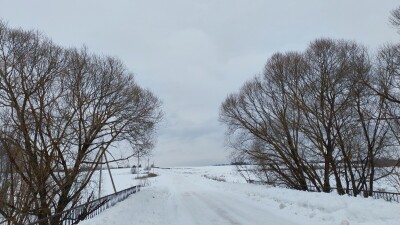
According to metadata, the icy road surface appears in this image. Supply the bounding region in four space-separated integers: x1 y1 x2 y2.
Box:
81 167 400 225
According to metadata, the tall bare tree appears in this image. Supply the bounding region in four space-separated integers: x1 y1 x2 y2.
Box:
221 38 392 196
298 39 375 194
220 52 323 190
0 22 162 225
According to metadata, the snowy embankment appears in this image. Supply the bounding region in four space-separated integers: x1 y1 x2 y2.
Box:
81 166 400 225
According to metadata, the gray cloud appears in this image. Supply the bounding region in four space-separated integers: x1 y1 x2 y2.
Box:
1 0 399 166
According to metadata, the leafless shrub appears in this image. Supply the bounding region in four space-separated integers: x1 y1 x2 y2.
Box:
203 175 226 182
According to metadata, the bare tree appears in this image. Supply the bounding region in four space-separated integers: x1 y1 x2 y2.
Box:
297 39 377 194
0 22 162 225
221 38 392 196
390 6 400 33
333 46 391 196
220 52 322 190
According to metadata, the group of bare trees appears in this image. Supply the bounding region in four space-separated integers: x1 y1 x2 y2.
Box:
0 22 162 224
220 7 400 197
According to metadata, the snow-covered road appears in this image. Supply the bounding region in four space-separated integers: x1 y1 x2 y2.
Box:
156 170 298 225
81 167 400 225
81 168 300 225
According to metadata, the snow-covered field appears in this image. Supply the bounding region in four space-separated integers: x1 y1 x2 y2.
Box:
95 168 142 197
81 166 400 225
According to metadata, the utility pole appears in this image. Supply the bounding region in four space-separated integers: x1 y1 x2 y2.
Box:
98 146 118 197
137 152 140 178
104 153 117 193
147 158 150 173
98 147 103 199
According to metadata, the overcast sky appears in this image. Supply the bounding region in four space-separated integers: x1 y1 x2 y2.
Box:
1 0 399 166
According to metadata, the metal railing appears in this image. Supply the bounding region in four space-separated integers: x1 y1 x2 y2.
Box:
28 185 141 225
371 190 400 202
247 179 400 203
306 185 400 203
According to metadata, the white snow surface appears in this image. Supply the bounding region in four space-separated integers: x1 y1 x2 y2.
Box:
95 168 141 197
81 166 400 225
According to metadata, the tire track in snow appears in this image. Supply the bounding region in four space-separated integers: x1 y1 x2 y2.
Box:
165 170 299 225
178 191 242 225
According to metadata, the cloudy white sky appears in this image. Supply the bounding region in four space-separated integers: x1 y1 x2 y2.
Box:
1 0 399 166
